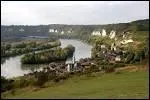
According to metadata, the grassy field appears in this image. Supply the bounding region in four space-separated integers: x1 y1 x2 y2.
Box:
2 70 149 99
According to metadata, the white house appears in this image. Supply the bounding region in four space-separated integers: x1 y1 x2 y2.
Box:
19 28 24 32
37 30 40 32
102 29 107 37
8 28 13 31
103 51 105 54
121 39 134 45
101 45 106 49
115 56 121 61
123 34 125 38
109 30 116 39
111 43 117 51
67 64 71 72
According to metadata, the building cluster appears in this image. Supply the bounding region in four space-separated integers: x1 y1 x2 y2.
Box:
23 57 96 80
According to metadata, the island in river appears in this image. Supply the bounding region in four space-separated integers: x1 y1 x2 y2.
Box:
1 38 92 79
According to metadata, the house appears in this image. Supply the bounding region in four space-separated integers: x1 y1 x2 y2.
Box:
66 61 74 72
111 43 117 51
101 44 106 49
66 55 76 72
32 48 38 51
74 62 80 71
115 56 121 62
19 28 24 32
123 34 125 38
68 30 72 33
121 39 134 45
37 30 40 32
81 62 91 69
8 28 13 31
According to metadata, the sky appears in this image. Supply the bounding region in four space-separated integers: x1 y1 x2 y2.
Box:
1 1 149 25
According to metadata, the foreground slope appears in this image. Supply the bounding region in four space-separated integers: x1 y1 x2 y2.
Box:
2 69 149 99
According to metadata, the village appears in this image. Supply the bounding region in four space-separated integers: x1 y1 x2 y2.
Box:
22 28 135 79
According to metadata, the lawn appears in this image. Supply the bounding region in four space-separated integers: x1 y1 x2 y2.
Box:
2 70 149 99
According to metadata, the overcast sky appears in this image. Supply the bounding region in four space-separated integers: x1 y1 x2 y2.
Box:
1 1 149 25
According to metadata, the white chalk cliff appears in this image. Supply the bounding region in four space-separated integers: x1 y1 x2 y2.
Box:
101 29 107 37
49 29 54 32
92 31 101 36
109 30 116 39
61 31 64 34
55 29 58 33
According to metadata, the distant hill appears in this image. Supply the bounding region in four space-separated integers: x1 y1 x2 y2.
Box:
1 19 149 41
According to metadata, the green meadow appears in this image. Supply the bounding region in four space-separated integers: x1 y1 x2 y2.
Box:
2 70 149 99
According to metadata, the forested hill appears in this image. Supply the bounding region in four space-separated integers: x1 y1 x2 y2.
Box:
1 19 149 41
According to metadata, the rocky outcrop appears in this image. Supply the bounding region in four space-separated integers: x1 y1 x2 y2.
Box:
102 29 107 37
92 31 101 36
61 31 64 35
109 30 116 39
49 29 54 32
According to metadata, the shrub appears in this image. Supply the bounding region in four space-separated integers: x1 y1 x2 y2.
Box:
1 76 13 92
104 66 115 73
114 63 125 68
34 72 48 87
62 73 70 80
115 70 122 74
86 72 92 77
10 89 16 95
90 65 100 72
54 77 60 83
70 72 75 75
19 78 29 88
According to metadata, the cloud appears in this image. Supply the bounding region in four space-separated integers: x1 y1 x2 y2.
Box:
1 1 149 25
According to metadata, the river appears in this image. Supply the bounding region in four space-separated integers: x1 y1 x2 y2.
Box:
1 39 92 79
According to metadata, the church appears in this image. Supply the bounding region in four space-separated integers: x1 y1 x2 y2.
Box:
66 55 77 72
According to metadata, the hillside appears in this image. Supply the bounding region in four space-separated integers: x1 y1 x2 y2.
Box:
2 70 148 99
1 19 149 41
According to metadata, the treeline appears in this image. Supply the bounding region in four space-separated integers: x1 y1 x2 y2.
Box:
122 39 149 64
1 39 61 58
1 19 149 42
1 76 14 93
21 45 75 64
